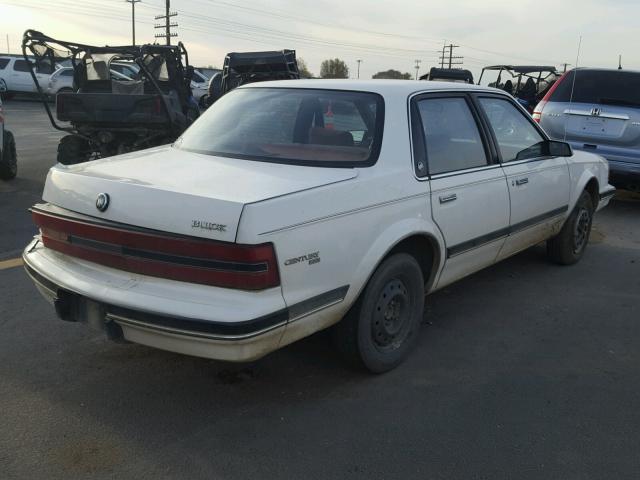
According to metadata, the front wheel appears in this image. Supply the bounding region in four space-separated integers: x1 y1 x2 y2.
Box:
547 190 594 265
333 253 425 373
0 130 17 180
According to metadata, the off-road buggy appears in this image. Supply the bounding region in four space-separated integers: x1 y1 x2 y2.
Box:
22 30 198 165
203 50 299 107
478 65 559 112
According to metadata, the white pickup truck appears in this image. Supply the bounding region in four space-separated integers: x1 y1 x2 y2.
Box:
23 80 614 372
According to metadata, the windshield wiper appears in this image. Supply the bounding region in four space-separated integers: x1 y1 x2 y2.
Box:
599 97 640 108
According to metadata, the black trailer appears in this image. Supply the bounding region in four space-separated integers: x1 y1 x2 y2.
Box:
22 30 198 164
420 67 474 84
204 50 299 106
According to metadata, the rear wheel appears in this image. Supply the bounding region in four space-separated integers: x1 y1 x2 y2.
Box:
333 253 425 373
57 134 91 165
547 190 594 265
0 130 17 180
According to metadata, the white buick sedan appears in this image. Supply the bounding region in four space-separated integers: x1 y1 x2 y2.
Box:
23 80 615 372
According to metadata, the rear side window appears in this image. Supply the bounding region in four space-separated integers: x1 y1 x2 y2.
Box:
479 97 545 162
416 97 487 175
60 69 74 77
177 88 384 167
13 60 31 72
0 58 9 70
551 70 640 107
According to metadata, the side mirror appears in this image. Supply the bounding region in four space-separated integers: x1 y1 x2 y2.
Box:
547 140 572 157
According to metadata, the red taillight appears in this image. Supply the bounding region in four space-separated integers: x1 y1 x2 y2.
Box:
32 209 280 290
533 70 570 123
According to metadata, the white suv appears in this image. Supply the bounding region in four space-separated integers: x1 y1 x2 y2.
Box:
0 55 55 96
23 80 614 372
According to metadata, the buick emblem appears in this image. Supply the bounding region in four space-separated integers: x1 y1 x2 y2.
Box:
96 193 110 212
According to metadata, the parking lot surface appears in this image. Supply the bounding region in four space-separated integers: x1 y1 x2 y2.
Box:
1 100 639 479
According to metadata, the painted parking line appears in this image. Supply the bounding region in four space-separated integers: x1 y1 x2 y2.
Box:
0 257 23 270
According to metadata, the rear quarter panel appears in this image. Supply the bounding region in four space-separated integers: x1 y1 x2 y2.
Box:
566 149 609 209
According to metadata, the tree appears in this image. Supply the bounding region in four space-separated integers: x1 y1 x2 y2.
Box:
320 58 349 79
372 69 413 80
297 57 313 78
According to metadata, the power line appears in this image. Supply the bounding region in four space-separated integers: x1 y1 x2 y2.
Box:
439 44 463 69
154 0 177 45
0 0 564 66
125 0 140 45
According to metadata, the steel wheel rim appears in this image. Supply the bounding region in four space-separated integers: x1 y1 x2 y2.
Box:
372 278 411 352
573 207 591 253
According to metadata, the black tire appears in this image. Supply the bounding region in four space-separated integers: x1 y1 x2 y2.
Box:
333 253 425 373
547 190 594 265
57 134 91 165
0 130 17 180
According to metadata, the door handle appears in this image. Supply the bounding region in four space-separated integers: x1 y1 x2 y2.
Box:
515 177 529 186
439 193 457 204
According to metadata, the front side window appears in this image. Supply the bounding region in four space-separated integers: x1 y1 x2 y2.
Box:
0 58 9 70
479 97 545 162
416 97 488 175
177 88 384 167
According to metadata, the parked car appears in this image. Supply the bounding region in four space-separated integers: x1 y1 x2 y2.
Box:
535 68 640 191
190 68 210 106
46 66 135 97
0 95 18 180
0 54 56 97
23 80 614 372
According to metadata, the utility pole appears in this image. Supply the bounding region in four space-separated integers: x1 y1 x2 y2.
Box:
125 0 141 46
356 59 362 79
5 34 9 54
561 63 571 72
439 44 463 69
618 54 623 70
414 59 421 80
155 0 178 45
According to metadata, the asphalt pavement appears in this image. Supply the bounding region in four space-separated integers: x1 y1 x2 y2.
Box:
1 100 639 480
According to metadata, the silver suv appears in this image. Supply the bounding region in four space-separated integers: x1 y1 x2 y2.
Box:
534 68 640 190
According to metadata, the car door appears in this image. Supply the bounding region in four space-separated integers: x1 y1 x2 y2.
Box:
10 59 36 92
475 95 571 260
412 93 510 289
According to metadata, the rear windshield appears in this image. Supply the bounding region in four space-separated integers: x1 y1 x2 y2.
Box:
551 70 640 107
176 88 384 167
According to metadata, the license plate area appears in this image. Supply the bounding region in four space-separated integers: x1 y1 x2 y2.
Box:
54 290 105 327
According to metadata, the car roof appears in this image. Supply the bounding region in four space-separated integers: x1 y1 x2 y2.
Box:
241 79 505 96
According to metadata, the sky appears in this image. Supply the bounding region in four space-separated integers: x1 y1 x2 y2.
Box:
1 0 639 81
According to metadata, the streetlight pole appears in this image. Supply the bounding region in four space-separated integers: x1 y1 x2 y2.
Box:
356 59 362 79
126 0 141 45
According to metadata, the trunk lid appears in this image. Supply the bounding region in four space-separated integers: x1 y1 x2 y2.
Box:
43 145 357 242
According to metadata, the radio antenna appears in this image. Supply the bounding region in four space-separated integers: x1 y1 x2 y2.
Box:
564 35 582 142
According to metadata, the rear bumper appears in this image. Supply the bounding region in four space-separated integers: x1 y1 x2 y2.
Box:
23 238 288 361
568 143 640 182
597 186 617 211
23 238 349 362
